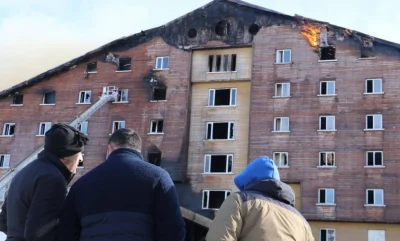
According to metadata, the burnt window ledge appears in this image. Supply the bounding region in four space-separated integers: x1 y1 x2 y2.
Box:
359 57 376 60
363 92 384 95
39 104 55 106
317 94 337 97
10 104 24 107
318 59 338 63
316 203 336 206
115 70 132 73
201 172 234 175
364 204 386 208
317 166 337 169
364 166 385 169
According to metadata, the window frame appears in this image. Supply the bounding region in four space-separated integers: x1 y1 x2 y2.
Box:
112 121 126 133
151 87 167 101
86 62 97 73
318 151 336 167
77 121 88 135
276 49 292 64
319 80 336 96
114 89 129 103
116 58 132 72
273 117 290 132
320 228 336 241
12 94 24 106
319 116 336 131
202 190 231 210
155 56 169 70
37 122 52 136
365 114 383 130
365 151 384 167
149 120 164 134
205 121 235 140
203 154 233 174
365 78 383 94
207 54 237 72
368 230 385 241
318 188 335 205
77 90 92 104
365 189 385 206
273 152 289 168
2 123 16 136
208 88 237 107
0 154 11 169
41 91 56 105
274 83 290 97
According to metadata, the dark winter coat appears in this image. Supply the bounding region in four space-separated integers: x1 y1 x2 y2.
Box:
0 150 74 241
56 148 186 241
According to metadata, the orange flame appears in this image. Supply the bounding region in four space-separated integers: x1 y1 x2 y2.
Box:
301 25 320 48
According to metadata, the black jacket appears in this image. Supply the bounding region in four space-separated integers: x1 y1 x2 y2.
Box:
56 148 186 241
0 150 73 241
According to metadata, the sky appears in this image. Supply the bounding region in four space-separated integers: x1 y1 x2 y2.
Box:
0 0 399 91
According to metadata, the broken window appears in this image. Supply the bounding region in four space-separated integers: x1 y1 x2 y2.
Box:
112 121 125 133
12 94 23 105
275 83 290 97
319 152 335 167
202 190 231 209
365 79 382 94
115 89 129 102
38 122 52 136
86 62 97 73
42 91 56 104
204 154 233 173
208 88 236 106
366 114 383 130
320 229 336 241
2 123 15 136
276 49 291 64
318 188 335 204
273 152 288 167
366 189 384 205
274 117 289 132
77 121 88 135
320 46 336 60
215 20 230 36
156 57 169 70
366 151 383 167
150 120 164 134
148 152 162 166
206 122 234 140
208 54 237 72
152 88 167 101
319 116 336 131
118 58 131 71
0 154 10 168
78 91 91 104
320 81 336 95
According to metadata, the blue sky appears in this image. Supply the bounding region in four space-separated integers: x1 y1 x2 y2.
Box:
0 0 398 90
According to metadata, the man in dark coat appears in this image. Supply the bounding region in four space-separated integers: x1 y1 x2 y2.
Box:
0 123 88 241
56 128 186 241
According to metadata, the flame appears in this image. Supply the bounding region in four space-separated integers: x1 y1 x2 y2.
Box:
301 25 321 48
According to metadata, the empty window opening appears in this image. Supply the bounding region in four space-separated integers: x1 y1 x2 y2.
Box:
156 57 169 70
366 189 384 205
230 54 237 71
319 116 335 131
273 152 288 167
320 229 335 241
202 190 231 209
77 121 88 135
208 88 237 106
320 81 336 95
368 230 385 241
206 122 234 140
208 54 237 72
116 89 129 102
215 20 230 36
118 58 131 71
248 23 260 35
319 152 335 167
274 117 289 132
78 160 84 168
320 46 336 60
365 78 382 94
38 122 52 136
366 114 383 130
150 120 164 134
275 83 290 97
78 91 91 104
204 155 233 173
2 123 15 136
112 121 125 133
12 94 23 105
86 62 97 73
215 55 221 72
318 188 335 204
188 28 197 38
0 154 10 168
276 49 291 64
42 91 56 104
148 152 162 166
152 88 166 101
366 151 383 167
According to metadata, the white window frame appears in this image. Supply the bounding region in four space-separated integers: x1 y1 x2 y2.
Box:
155 56 169 70
202 190 231 210
203 154 233 174
77 121 88 135
0 154 10 169
274 83 290 97
206 122 235 140
38 122 52 136
365 78 383 94
318 188 335 205
276 49 292 64
319 116 336 131
320 228 336 241
114 89 129 103
365 189 385 206
77 90 92 104
273 117 290 132
273 152 289 168
2 123 15 136
365 151 384 167
112 121 125 133
150 120 164 134
368 230 385 241
41 91 56 105
208 88 237 107
319 80 336 96
365 114 383 130
318 152 336 167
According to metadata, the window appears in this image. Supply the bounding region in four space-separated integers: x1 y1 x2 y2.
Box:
155 57 169 70
206 122 235 140
148 152 162 166
318 188 335 204
42 91 56 104
204 154 233 173
0 154 10 168
319 116 336 131
319 152 335 167
368 230 385 241
320 46 336 60
202 190 231 209
78 91 91 104
38 122 52 136
365 114 383 130
86 62 97 73
115 89 129 103
320 81 336 95
12 94 23 105
112 121 125 133
273 117 289 132
365 79 383 94
150 120 164 134
320 229 335 241
152 88 166 101
366 189 384 206
2 123 15 136
276 49 291 64
273 152 288 167
208 88 237 106
366 151 383 167
77 121 88 135
208 54 237 72
117 58 131 71
274 83 290 97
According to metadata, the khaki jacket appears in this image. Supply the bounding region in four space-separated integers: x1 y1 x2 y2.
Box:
206 179 315 241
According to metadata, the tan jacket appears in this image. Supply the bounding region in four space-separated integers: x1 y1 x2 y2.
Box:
206 179 315 241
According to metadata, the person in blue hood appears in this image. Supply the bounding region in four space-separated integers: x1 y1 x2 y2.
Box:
206 156 315 241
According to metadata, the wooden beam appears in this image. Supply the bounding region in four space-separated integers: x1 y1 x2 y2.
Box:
181 207 212 228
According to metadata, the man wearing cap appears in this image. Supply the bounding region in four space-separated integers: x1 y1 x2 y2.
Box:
0 123 88 241
206 156 315 241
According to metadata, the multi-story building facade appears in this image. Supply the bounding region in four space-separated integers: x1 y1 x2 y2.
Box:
1 0 400 240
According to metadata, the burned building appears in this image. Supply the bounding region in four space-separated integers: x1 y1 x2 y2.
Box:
1 0 400 240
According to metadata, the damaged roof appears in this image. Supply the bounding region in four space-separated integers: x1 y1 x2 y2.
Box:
1 0 400 99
